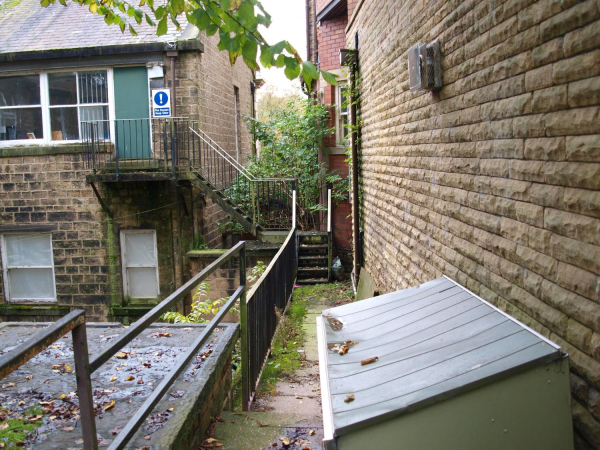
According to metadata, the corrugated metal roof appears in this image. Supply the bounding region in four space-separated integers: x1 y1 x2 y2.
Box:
0 0 191 55
318 276 564 436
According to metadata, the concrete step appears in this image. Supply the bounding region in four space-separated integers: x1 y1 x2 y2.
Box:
296 278 329 285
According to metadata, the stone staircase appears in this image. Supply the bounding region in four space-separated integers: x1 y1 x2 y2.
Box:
297 232 330 285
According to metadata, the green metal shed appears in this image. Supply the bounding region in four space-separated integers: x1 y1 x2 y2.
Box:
317 276 574 450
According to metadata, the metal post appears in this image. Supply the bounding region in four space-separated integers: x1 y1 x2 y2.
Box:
350 61 360 282
71 323 98 450
91 123 96 174
239 244 249 411
292 180 297 230
114 121 120 181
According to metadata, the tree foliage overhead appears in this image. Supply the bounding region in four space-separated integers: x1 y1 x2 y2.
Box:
39 0 338 88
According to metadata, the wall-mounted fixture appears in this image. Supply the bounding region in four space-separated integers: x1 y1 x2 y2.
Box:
408 42 442 92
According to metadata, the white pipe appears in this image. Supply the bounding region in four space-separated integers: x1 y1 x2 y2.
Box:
327 187 332 233
292 189 297 230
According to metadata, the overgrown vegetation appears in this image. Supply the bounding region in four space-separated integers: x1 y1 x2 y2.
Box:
257 300 309 395
241 95 348 230
256 281 354 395
161 261 266 324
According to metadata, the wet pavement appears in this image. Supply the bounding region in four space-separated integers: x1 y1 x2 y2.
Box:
213 296 332 450
0 322 236 449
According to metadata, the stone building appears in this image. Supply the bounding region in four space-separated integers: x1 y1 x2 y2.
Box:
306 0 356 269
309 0 600 447
0 2 255 322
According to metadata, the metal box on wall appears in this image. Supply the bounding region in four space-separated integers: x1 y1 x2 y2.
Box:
408 42 443 92
317 276 574 450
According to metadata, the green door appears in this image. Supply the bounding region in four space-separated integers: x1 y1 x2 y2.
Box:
113 66 151 159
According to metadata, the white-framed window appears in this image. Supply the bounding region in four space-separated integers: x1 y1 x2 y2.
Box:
0 69 113 146
335 81 349 145
120 230 160 299
1 233 57 303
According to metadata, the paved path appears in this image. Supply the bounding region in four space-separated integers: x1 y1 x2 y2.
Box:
213 296 330 450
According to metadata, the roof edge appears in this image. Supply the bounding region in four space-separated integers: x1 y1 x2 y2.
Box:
317 0 347 22
0 39 203 63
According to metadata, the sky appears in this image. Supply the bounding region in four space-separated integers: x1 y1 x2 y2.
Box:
256 0 307 97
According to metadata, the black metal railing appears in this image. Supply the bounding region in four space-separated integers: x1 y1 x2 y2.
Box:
82 119 328 231
0 243 247 450
241 201 298 410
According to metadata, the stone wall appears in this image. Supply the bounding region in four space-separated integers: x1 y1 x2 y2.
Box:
0 35 256 322
346 0 600 447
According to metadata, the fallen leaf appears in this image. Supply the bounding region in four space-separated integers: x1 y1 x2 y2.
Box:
0 423 8 430
344 393 355 403
295 395 303 399
103 400 115 411
65 365 72 372
125 376 135 381
137 379 144 385
144 435 151 440
309 429 315 436
360 357 379 366
279 437 291 446
115 352 128 359
257 421 269 427
109 376 117 382
63 426 74 432
75 439 84 444
25 375 33 380
59 394 66 399
167 407 174 412
1 383 15 389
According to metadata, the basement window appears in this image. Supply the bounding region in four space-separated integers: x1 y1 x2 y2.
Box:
120 230 160 300
1 233 57 303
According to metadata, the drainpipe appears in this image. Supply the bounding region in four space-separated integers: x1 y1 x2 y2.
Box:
167 51 178 118
305 0 311 61
341 49 360 283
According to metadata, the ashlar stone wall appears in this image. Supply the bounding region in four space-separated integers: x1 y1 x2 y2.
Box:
347 0 600 447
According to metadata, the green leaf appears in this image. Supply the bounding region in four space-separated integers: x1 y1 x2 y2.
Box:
284 58 300 80
242 38 259 71
269 40 286 55
274 54 285 68
129 24 137 35
171 0 184 15
321 69 339 86
221 0 230 11
302 61 319 82
190 8 212 30
260 45 273 67
155 6 165 19
157 16 168 35
206 23 219 36
145 13 155 27
217 31 235 52
89 1 98 14
119 18 125 33
237 1 256 29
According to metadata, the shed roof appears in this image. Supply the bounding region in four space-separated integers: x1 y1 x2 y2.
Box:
318 276 564 436
0 0 195 58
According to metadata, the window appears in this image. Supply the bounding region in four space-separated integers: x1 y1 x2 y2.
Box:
0 75 43 141
0 69 111 145
336 82 349 144
1 233 56 303
120 230 159 299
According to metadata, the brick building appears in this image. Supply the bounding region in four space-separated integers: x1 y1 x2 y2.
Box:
307 0 356 269
309 0 600 447
0 2 255 322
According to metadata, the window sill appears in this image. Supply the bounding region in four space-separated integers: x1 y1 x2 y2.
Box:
0 304 70 317
0 143 109 158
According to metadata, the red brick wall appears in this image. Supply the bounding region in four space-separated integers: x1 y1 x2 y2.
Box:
328 154 352 270
317 15 347 71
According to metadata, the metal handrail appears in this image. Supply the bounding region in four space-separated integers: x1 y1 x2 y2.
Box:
1 243 247 450
0 310 97 449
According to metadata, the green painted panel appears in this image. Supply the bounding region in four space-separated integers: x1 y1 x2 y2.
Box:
337 358 574 450
113 66 151 159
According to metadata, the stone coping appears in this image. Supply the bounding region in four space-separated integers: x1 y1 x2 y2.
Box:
187 241 281 259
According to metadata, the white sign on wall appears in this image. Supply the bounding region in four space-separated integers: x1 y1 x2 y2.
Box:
152 89 171 117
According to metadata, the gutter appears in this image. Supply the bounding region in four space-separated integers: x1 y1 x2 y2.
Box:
0 39 203 63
